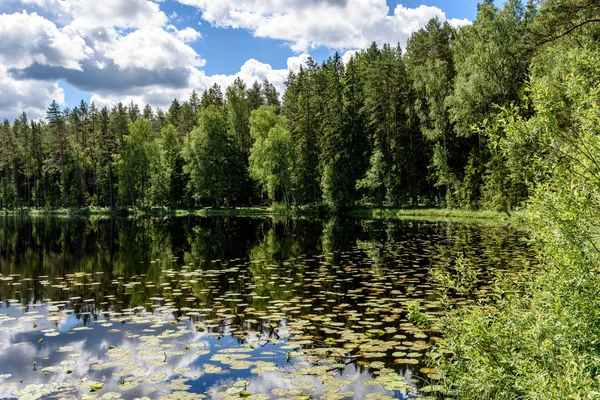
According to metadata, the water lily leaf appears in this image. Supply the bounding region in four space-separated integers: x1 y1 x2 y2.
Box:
89 383 104 392
203 364 222 374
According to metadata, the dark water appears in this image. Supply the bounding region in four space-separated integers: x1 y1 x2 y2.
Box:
0 216 534 399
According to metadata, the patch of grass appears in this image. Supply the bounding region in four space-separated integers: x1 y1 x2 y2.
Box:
349 207 523 225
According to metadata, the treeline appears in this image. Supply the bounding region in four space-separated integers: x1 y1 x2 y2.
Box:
1 0 536 212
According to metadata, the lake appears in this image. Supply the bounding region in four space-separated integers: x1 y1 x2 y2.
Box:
0 215 534 399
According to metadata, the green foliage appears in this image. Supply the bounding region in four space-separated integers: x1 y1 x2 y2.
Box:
431 253 480 295
185 105 239 208
115 117 153 208
405 18 457 205
356 149 386 206
226 78 252 157
148 124 177 207
320 52 356 211
248 107 296 206
0 178 17 210
438 19 600 398
407 302 430 329
286 59 323 206
449 0 529 139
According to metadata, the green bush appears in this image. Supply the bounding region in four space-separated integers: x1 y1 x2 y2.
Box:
437 23 600 399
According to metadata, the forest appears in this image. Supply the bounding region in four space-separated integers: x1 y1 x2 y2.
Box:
1 0 539 213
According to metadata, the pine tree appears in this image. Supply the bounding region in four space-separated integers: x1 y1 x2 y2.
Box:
247 81 264 110
262 79 280 112
320 52 351 211
46 100 68 208
290 62 321 205
406 18 458 206
189 90 201 118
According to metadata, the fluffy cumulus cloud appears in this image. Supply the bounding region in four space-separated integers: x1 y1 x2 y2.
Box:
89 54 312 112
449 17 472 28
176 0 470 52
0 0 203 119
106 27 204 70
70 0 167 29
22 0 169 31
0 65 65 118
171 26 202 43
0 0 470 120
0 11 92 70
209 54 310 97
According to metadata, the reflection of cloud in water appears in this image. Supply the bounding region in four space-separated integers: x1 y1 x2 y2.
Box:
0 303 212 398
0 302 410 399
203 364 412 400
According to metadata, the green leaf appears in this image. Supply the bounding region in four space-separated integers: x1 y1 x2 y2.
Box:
89 383 104 392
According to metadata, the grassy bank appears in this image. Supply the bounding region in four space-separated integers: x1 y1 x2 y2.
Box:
348 207 523 224
1 206 520 223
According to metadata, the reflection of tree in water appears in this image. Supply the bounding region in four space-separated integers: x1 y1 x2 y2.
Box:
428 222 534 304
0 215 538 397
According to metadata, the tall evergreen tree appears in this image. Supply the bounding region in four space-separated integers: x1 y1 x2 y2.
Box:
405 18 458 206
46 100 68 208
247 81 264 110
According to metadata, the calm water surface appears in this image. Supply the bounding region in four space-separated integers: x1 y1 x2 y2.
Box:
0 216 534 399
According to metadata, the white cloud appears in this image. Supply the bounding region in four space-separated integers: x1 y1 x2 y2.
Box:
0 65 65 119
175 0 469 52
19 0 67 14
20 0 55 6
105 26 205 70
448 17 472 29
167 25 202 43
342 49 359 65
66 0 168 31
89 67 209 110
209 54 311 99
90 53 311 112
286 53 311 71
176 27 202 42
0 4 201 119
0 11 92 70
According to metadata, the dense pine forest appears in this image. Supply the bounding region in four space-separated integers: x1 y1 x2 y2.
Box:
1 0 538 212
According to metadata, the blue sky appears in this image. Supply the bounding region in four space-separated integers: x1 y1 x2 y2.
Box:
170 0 481 75
0 0 489 120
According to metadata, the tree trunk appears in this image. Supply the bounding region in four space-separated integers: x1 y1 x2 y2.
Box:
141 170 145 209
109 165 114 209
60 148 66 208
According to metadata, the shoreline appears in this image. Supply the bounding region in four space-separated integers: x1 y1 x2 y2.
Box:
1 206 524 224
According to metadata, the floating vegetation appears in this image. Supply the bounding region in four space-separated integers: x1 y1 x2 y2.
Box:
0 216 534 399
